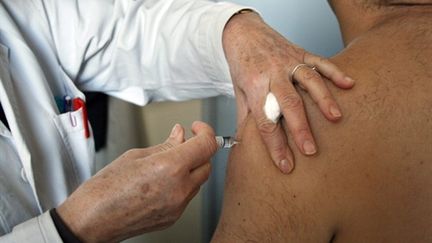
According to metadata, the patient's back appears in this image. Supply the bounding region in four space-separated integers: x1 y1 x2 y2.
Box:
212 14 432 243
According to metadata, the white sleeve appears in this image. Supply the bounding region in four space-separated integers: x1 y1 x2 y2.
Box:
0 212 62 243
32 0 253 105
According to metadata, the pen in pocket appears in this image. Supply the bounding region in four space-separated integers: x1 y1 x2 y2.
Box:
72 98 90 139
64 96 72 112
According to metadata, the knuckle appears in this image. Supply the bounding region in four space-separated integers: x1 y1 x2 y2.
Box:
123 148 141 158
250 73 264 82
271 139 287 155
302 51 311 61
293 127 311 139
286 59 298 70
152 154 180 174
320 94 334 104
244 77 268 93
256 117 278 135
159 141 175 152
153 159 170 173
317 56 328 63
279 93 303 110
243 74 261 86
292 46 305 59
267 144 286 162
301 71 322 84
127 148 140 155
269 59 285 70
167 162 184 177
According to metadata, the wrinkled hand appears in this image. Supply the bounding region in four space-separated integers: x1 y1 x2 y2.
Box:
57 122 218 243
223 11 355 174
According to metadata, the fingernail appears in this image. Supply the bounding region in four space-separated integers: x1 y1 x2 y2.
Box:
170 124 180 137
330 105 342 119
345 77 355 85
303 140 317 155
279 159 293 174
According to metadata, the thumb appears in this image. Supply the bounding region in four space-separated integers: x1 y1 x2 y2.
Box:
129 124 185 159
167 124 185 144
150 124 185 154
169 121 218 170
151 124 185 153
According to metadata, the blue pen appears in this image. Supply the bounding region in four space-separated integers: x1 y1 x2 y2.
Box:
64 96 72 112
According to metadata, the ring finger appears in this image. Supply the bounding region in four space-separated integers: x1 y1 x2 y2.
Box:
292 66 342 121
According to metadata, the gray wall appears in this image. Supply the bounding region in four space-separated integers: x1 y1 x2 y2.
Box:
202 0 343 242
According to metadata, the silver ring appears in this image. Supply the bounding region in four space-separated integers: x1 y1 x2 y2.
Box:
290 64 308 81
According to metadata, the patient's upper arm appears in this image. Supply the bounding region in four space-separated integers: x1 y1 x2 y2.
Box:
211 116 340 243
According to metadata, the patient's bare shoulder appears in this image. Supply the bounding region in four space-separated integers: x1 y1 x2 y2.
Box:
212 15 432 243
212 116 339 243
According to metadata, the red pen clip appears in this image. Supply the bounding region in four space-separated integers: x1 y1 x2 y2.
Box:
72 98 90 138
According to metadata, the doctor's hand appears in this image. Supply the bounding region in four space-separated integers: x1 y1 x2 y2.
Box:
57 122 218 243
223 11 355 174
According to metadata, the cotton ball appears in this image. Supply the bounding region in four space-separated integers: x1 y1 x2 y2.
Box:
264 92 281 123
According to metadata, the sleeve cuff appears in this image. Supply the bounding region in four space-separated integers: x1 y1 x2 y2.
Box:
197 2 259 97
50 208 83 243
8 211 63 243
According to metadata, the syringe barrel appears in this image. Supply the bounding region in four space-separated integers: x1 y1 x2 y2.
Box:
215 136 234 149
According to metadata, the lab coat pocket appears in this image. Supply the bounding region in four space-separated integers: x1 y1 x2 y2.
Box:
53 108 95 183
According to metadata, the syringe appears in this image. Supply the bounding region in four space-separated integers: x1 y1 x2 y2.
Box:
215 136 239 149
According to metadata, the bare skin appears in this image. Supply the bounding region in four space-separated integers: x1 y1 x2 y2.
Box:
223 11 355 173
58 122 218 243
212 1 432 242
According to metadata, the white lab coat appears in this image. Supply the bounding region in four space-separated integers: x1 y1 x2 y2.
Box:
0 0 247 241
